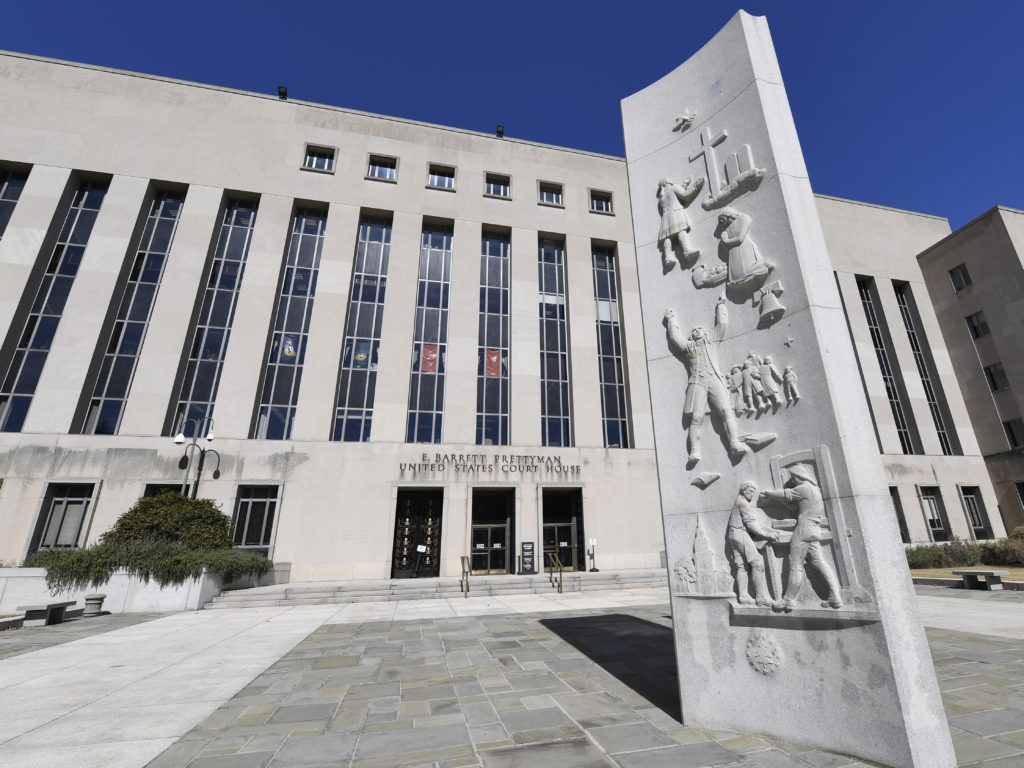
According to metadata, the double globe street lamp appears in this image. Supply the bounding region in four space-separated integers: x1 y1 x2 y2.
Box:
174 417 221 498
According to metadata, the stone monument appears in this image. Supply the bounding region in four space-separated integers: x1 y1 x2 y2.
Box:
621 12 955 768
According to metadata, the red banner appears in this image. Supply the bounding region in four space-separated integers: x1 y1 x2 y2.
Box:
485 348 501 377
421 344 438 372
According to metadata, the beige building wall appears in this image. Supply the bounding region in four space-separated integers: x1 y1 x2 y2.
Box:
917 207 1024 532
816 195 1004 541
0 52 664 578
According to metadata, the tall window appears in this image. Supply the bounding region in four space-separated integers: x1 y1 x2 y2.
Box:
0 168 28 240
82 190 184 434
857 278 917 454
592 245 630 448
959 486 990 539
965 311 990 339
168 199 257 437
333 215 391 441
406 225 453 443
539 238 572 446
919 487 948 542
894 283 956 455
29 484 94 552
984 362 1009 392
476 231 510 445
1004 418 1024 449
0 179 108 432
231 485 278 553
253 208 327 440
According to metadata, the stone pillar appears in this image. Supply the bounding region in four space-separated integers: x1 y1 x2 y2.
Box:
621 12 954 767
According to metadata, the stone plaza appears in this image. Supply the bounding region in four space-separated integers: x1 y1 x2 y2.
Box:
1 583 1023 768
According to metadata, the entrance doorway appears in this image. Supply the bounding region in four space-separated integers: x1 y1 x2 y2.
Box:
542 488 584 571
471 489 515 574
391 489 443 578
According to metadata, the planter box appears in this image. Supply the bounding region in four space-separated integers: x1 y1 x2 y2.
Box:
0 568 224 614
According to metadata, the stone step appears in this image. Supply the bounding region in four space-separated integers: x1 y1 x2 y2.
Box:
204 569 668 609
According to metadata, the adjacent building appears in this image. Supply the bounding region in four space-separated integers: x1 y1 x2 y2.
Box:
0 50 1011 581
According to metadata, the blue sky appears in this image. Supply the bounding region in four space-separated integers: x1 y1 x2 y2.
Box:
2 1 1020 228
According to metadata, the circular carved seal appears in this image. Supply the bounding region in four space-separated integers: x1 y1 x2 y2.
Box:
745 631 783 675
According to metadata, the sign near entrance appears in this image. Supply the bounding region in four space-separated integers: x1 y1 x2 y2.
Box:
399 453 582 477
520 541 536 575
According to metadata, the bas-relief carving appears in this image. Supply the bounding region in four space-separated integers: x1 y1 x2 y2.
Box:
728 353 795 416
657 176 704 272
717 207 774 291
672 110 697 132
727 481 780 607
755 281 786 328
783 366 800 404
675 515 733 597
664 297 750 466
745 631 783 675
691 471 720 490
715 446 875 618
687 126 765 211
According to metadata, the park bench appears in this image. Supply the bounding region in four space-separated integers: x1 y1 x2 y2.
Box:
17 600 75 627
952 569 1009 591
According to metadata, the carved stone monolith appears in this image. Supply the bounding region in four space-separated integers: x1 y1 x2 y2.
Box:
621 12 954 768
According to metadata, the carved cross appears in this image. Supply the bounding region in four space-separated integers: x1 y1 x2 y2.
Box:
688 126 728 194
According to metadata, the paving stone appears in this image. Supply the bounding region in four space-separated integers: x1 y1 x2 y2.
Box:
949 707 1024 736
612 742 742 767
479 738 616 767
268 731 357 766
588 722 678 753
268 702 338 725
498 706 572 733
354 723 470 759
951 729 1022 764
190 752 276 768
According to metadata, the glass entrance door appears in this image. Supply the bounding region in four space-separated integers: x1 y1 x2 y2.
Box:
471 488 514 575
542 488 584 571
391 489 443 578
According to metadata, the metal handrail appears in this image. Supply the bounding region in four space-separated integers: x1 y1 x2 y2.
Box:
547 553 564 594
460 555 471 599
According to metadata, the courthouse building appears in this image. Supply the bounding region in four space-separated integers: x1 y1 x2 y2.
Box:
0 51 1010 581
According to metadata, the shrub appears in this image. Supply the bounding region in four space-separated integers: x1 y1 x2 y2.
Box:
24 541 272 594
99 492 232 550
1009 526 1024 543
906 536 1024 569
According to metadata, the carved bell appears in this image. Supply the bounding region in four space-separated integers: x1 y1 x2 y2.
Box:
758 291 786 325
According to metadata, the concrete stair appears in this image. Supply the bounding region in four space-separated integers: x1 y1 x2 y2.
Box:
204 568 669 609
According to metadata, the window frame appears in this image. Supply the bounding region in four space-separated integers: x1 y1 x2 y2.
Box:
588 189 614 215
426 163 456 191
984 362 1010 392
538 181 564 208
484 172 511 200
231 485 280 554
30 483 96 553
949 263 972 292
301 144 337 174
366 154 399 183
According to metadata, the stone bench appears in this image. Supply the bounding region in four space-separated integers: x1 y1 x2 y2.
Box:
17 600 75 627
952 569 1009 591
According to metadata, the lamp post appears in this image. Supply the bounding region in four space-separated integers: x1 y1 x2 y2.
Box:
174 417 221 499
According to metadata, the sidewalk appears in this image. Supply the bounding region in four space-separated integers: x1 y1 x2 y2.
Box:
0 585 1022 768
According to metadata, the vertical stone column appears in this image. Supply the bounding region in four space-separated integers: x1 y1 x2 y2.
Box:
621 12 954 767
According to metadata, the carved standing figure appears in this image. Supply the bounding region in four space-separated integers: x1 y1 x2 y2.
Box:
759 356 783 408
728 365 745 416
740 356 767 415
717 207 772 289
663 295 747 464
727 481 779 607
759 463 842 612
657 176 705 271
783 365 800 404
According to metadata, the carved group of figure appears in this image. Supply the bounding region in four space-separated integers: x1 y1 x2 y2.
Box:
726 464 842 612
727 354 799 415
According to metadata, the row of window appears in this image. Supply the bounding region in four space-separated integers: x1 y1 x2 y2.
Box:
890 484 992 544
303 146 615 213
0 175 632 448
853 276 959 456
28 483 278 554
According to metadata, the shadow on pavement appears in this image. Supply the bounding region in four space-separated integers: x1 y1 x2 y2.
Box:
541 612 681 721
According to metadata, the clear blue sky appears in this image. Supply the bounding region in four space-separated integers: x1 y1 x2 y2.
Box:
2 1 1020 228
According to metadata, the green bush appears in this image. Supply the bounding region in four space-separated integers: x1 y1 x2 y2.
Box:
1009 526 1024 543
24 541 272 594
99 492 232 550
906 536 1024 569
